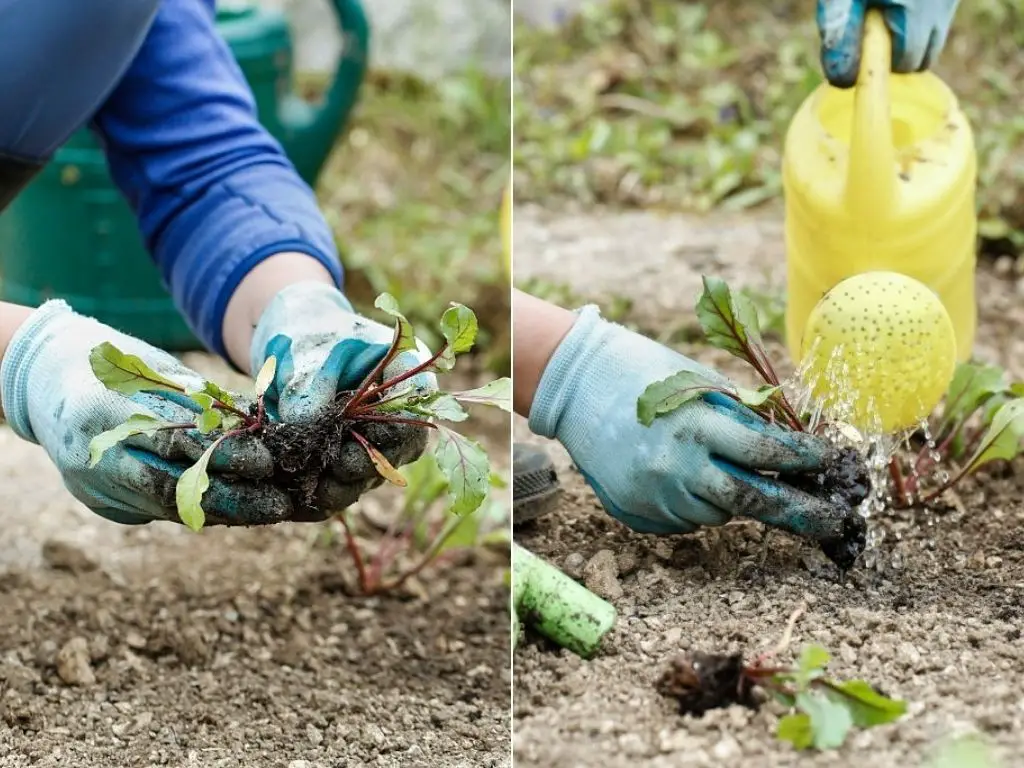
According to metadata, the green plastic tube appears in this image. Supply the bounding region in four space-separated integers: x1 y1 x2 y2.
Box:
512 542 617 659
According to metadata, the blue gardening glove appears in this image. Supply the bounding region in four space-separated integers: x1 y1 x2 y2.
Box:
0 301 293 526
250 282 436 519
817 0 960 87
529 306 850 540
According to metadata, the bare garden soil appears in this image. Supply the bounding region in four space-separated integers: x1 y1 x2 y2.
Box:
0 359 510 768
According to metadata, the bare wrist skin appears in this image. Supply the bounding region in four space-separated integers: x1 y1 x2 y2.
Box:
512 289 577 417
0 301 39 420
221 252 336 372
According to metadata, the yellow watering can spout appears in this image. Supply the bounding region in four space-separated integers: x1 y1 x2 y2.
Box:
782 9 979 433
845 10 897 223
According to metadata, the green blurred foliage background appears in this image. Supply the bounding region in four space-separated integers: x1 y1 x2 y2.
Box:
311 66 510 375
514 0 1024 255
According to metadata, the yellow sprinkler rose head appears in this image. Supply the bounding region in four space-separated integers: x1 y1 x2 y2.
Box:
800 271 957 433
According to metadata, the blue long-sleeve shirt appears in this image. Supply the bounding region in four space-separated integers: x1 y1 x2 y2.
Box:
92 0 343 357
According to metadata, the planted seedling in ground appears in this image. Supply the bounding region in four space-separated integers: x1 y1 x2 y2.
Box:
333 453 510 595
88 294 510 595
886 361 1024 509
657 610 906 751
636 276 872 570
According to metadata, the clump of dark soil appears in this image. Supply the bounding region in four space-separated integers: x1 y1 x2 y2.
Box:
656 652 758 716
260 395 427 513
260 397 356 507
779 446 871 570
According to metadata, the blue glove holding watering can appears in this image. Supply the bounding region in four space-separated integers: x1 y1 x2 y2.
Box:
817 0 961 87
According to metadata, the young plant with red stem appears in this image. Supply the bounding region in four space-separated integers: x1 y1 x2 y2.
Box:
657 608 907 751
87 293 511 592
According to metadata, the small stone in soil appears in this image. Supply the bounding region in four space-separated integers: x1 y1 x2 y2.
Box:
56 637 95 687
656 651 758 716
583 549 624 601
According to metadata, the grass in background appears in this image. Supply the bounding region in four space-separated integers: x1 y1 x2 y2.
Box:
314 68 511 374
514 0 1024 253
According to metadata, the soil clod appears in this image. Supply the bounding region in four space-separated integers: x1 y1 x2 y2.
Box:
780 447 872 570
656 652 758 716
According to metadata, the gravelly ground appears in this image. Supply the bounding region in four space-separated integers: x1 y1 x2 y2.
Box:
0 356 511 768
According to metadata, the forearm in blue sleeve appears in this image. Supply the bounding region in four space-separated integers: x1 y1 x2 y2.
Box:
91 0 343 357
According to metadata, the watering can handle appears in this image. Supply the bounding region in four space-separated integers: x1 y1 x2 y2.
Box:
846 9 897 222
283 0 369 184
328 0 370 104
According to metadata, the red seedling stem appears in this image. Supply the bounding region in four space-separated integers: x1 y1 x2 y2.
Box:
888 458 911 508
344 328 450 416
338 513 372 594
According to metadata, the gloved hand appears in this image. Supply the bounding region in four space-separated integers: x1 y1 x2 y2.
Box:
250 282 435 518
816 0 960 88
529 306 849 540
0 301 293 525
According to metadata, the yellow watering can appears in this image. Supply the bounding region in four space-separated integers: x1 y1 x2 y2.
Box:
783 10 977 433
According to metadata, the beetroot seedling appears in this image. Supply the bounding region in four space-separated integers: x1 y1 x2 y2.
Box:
887 361 1024 507
87 294 510 591
335 455 510 595
636 276 872 569
657 643 906 751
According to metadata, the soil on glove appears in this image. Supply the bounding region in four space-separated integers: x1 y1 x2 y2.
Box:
512 205 1024 768
0 360 510 768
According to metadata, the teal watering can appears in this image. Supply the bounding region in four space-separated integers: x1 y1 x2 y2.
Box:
0 0 369 349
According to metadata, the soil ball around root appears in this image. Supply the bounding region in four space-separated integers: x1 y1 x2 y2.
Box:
656 652 759 716
779 446 872 571
256 396 427 515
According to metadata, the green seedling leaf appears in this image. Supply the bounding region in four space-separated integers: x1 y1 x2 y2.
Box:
776 713 813 750
695 275 765 363
941 362 1007 428
176 439 222 532
400 454 449 515
964 398 1024 474
191 392 215 411
437 304 479 371
375 292 418 354
88 413 170 468
826 680 906 727
195 381 237 409
196 408 223 434
371 386 429 414
736 385 781 408
435 507 483 554
796 691 853 750
361 440 408 487
89 343 184 397
794 644 830 685
637 370 720 426
435 426 490 516
927 735 1002 768
452 378 512 412
221 413 245 431
254 356 277 398
413 394 469 422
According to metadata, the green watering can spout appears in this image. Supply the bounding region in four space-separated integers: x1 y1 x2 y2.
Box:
279 0 369 184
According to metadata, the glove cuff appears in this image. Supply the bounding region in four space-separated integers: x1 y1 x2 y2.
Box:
249 281 355 375
1 300 75 442
528 304 607 440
